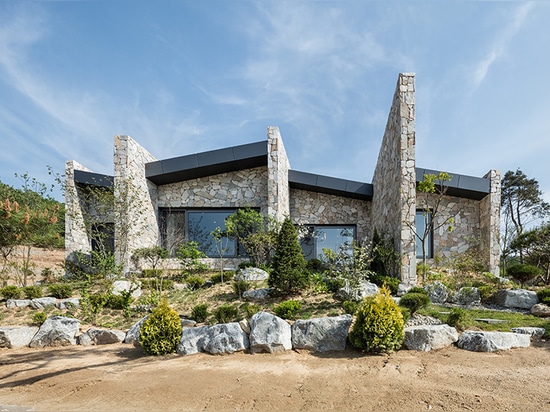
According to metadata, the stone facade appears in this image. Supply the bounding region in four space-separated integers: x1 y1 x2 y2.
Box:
267 126 291 221
64 160 93 255
480 170 501 276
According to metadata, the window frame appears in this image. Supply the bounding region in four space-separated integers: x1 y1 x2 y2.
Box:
299 224 356 261
415 209 433 259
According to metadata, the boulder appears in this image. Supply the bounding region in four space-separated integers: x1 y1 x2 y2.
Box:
452 287 481 306
180 318 197 327
30 297 57 310
404 324 459 351
291 315 352 352
29 316 80 348
243 288 272 300
235 267 269 282
0 326 39 348
249 312 292 353
397 283 413 297
456 331 531 352
424 282 449 304
177 326 210 355
6 299 31 309
493 289 538 310
112 280 142 299
511 327 546 341
78 328 126 346
337 280 378 301
239 318 251 334
530 303 550 318
55 298 81 310
203 323 250 355
124 315 149 345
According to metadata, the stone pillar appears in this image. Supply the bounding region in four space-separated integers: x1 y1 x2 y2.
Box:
371 73 417 284
480 169 501 276
113 135 159 273
267 127 290 222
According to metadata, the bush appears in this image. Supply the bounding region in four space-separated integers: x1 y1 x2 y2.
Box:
141 278 174 291
273 300 302 320
306 258 325 272
342 300 358 315
139 300 182 356
1 285 21 300
186 276 205 290
241 302 260 318
31 311 47 326
238 261 255 270
370 274 399 295
446 308 469 331
507 264 541 287
104 294 125 310
399 292 430 314
233 280 251 297
408 286 428 295
22 285 42 299
537 288 550 305
47 283 73 299
140 269 163 278
191 303 209 323
478 285 496 303
348 287 404 354
213 304 239 323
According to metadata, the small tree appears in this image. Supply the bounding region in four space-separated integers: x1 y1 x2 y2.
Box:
132 246 169 296
269 217 308 295
506 264 541 288
509 223 550 284
211 226 231 283
176 241 207 276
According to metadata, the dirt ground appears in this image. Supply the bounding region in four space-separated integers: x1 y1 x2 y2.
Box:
0 342 549 412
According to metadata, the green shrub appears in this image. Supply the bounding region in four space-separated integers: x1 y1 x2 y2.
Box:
370 274 399 295
241 302 260 318
446 308 469 330
233 280 251 297
139 300 182 356
537 288 550 305
408 286 428 295
104 293 125 309
191 303 209 323
1 285 21 300
238 261 255 270
140 269 163 278
141 278 174 291
47 283 73 299
308 272 330 294
213 304 239 323
399 292 430 314
348 287 404 354
342 300 358 315
22 285 42 299
507 264 541 287
186 276 205 290
273 300 302 320
478 285 497 303
31 311 47 326
306 258 324 272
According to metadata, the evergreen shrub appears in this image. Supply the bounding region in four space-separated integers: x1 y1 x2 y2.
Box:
537 288 550 305
139 300 182 356
399 292 430 314
191 303 209 323
1 285 21 300
23 285 42 299
273 299 302 319
47 283 73 299
213 304 239 323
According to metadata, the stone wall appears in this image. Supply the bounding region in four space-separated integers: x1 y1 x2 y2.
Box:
267 127 290 221
289 189 372 242
371 73 417 284
480 170 501 276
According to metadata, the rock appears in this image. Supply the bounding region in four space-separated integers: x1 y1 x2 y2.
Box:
404 324 459 351
124 315 149 345
452 287 481 306
405 313 443 327
397 283 413 297
30 297 57 309
55 298 81 310
180 318 197 327
6 299 31 309
29 316 80 348
291 315 352 352
203 323 250 355
235 267 269 282
177 326 210 355
493 289 538 310
456 331 531 352
78 328 126 346
239 318 251 334
530 303 550 317
112 280 142 299
424 282 449 304
249 312 292 354
243 288 272 300
511 327 546 341
337 280 379 301
0 326 39 348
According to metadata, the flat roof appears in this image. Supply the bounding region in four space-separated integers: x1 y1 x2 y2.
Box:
289 170 373 201
416 167 490 200
73 170 113 188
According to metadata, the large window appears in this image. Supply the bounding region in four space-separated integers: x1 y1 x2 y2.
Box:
416 210 433 259
299 225 355 260
160 208 238 257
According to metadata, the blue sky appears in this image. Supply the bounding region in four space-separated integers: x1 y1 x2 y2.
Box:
0 1 549 203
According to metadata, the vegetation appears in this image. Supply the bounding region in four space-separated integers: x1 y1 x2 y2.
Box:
47 283 73 299
191 303 209 322
139 300 182 356
506 264 542 287
273 300 302 319
213 304 239 323
399 292 430 314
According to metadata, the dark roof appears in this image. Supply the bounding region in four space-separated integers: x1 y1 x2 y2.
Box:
289 170 373 201
416 167 490 200
73 170 113 188
145 140 268 185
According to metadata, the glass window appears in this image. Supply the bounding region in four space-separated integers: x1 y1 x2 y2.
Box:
188 211 236 257
300 225 355 260
416 210 433 259
160 210 186 256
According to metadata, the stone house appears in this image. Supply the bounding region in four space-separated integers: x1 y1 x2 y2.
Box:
65 73 500 285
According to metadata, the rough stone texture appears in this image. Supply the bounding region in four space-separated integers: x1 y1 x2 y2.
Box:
397 283 413 296
239 318 251 334
30 297 57 310
235 267 269 282
78 328 126 346
267 126 291 222
337 280 378 301
452 287 481 306
457 331 531 352
291 315 352 352
530 303 550 317
111 280 142 299
404 324 458 351
177 326 211 355
0 326 39 348
243 288 272 300
29 316 80 348
124 315 149 346
494 289 538 310
405 314 443 327
249 312 292 354
6 299 31 309
480 170 501 276
203 323 250 355
511 327 545 340
424 281 449 304
55 298 81 310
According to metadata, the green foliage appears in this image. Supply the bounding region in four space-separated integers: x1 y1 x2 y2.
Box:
47 283 73 299
370 274 400 295
269 218 308 295
140 269 163 278
131 246 168 271
507 264 541 287
342 300 358 315
509 222 550 284
31 311 47 326
478 285 497 303
233 279 250 297
349 287 404 354
273 299 302 320
241 302 260 318
191 303 209 323
446 308 470 331
0 285 21 300
408 286 428 295
140 300 183 356
40 267 59 284
308 272 331 294
306 258 325 272
370 230 399 278
238 261 255 269
399 292 430 314
185 275 205 290
213 304 239 323
176 241 207 275
536 288 550 305
78 289 107 324
22 285 42 299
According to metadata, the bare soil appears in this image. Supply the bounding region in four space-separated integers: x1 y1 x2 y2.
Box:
1 342 549 412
